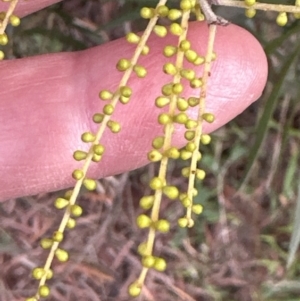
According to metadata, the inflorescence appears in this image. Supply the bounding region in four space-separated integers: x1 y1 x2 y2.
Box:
0 0 20 59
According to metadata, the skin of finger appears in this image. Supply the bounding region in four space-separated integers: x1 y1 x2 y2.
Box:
0 0 61 17
0 22 267 201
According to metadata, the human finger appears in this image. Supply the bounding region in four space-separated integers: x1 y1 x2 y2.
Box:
0 22 267 201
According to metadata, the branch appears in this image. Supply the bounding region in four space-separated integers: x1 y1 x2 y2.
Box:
215 0 300 13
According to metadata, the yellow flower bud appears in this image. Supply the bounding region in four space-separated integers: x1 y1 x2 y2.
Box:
139 196 155 210
142 255 155 268
52 231 64 242
128 282 141 297
54 197 69 209
55 248 69 262
163 186 179 199
169 23 183 36
276 12 288 26
153 25 167 37
149 177 164 190
70 204 83 217
148 150 163 162
153 257 167 271
83 178 97 191
39 285 50 298
136 214 152 228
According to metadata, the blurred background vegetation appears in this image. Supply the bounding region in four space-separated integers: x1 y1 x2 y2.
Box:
1 0 300 300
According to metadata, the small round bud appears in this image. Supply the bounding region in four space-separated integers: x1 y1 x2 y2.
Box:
153 257 167 271
32 267 45 280
46 269 53 280
119 95 130 104
153 25 167 37
149 177 164 190
174 112 188 124
180 69 196 81
152 136 165 149
142 255 155 268
93 144 105 155
120 86 132 97
70 204 83 217
163 62 177 75
140 7 155 19
163 45 177 57
52 231 64 242
245 8 256 18
73 150 87 161
158 113 172 125
116 58 131 71
190 78 203 88
67 218 76 229
55 248 69 262
156 5 169 17
188 97 200 107
103 104 114 115
128 282 141 297
133 65 147 77
142 45 150 55
168 9 182 20
139 195 155 210
83 178 97 191
192 204 203 214
165 147 180 159
194 56 205 65
172 83 183 94
136 214 152 228
244 0 256 6
202 113 215 123
180 0 193 10
93 113 104 123
39 285 50 298
177 98 189 111
169 23 183 36
181 167 190 178
92 154 102 162
162 83 173 96
0 33 8 45
178 217 188 228
72 169 84 180
276 12 288 26
185 49 198 62
107 120 121 133
54 197 69 209
179 40 191 51
196 169 206 180
99 90 113 100
163 186 179 199
9 14 20 26
64 190 73 199
186 142 196 152
180 150 192 160
155 96 170 108
0 50 4 60
185 130 195 141
40 238 53 249
181 196 191 207
148 149 163 162
126 32 140 43
155 219 170 233
188 219 195 228
201 134 211 144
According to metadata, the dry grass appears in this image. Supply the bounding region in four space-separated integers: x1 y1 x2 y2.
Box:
1 1 300 301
